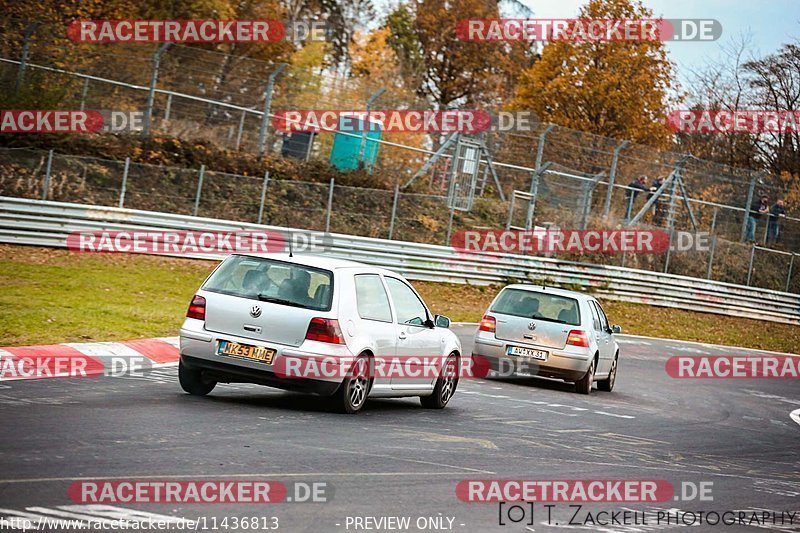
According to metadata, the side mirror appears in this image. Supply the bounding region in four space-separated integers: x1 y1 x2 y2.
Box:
434 314 451 329
611 325 622 334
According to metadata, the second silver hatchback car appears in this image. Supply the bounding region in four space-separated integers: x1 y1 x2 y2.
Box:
179 254 461 413
472 285 621 394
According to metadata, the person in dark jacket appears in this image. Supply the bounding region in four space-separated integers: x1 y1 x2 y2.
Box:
624 175 648 220
766 199 787 245
746 194 769 243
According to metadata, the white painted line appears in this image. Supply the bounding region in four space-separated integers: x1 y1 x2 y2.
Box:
791 408 800 427
0 472 488 484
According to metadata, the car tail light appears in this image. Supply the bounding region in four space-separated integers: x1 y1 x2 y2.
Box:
305 317 345 344
186 295 206 320
566 329 590 347
478 314 496 333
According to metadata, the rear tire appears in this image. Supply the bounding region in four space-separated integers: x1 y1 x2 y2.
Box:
179 360 216 396
421 353 459 409
334 354 371 414
597 355 618 392
575 358 594 395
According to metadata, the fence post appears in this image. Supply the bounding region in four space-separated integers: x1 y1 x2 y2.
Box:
257 63 287 157
663 229 673 273
445 207 455 245
235 110 247 151
602 140 629 219
746 244 756 286
41 149 53 200
15 22 41 96
534 124 555 170
325 178 334 233
706 235 716 279
525 162 552 230
192 164 205 217
119 157 130 208
79 78 90 111
763 215 770 245
163 93 173 123
740 172 756 242
787 254 795 293
388 184 399 240
359 88 386 170
257 171 270 224
143 43 171 136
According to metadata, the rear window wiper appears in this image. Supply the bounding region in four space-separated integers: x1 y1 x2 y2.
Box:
257 294 307 308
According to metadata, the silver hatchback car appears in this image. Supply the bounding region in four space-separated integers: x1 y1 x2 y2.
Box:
472 285 621 394
179 254 462 413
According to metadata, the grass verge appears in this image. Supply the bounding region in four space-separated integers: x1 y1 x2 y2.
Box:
1 244 797 353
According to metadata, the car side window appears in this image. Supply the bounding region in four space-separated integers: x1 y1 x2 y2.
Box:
588 301 602 331
354 274 392 323
595 301 610 331
385 277 428 326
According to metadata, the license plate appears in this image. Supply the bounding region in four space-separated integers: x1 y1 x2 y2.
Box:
507 346 548 360
218 340 276 364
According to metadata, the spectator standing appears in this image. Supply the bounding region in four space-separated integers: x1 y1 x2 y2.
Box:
746 194 769 243
766 199 787 245
624 175 648 220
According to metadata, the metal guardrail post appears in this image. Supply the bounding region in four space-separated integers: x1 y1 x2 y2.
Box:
15 22 41 96
41 149 53 200
325 178 334 233
388 184 399 240
143 43 171 136
602 140 629 219
707 236 716 279
535 124 556 170
787 254 796 293
192 164 205 217
360 88 386 170
741 172 756 242
257 63 287 157
119 157 130 208
79 78 89 111
257 171 270 224
746 244 756 286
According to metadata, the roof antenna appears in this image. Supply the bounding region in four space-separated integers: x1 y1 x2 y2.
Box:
288 232 293 258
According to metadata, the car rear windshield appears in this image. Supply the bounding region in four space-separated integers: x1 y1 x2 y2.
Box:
202 255 333 311
491 288 581 326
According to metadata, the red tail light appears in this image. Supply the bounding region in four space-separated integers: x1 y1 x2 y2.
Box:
566 329 590 348
186 295 206 320
305 317 345 344
478 314 496 333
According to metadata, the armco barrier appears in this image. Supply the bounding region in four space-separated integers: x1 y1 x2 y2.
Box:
1 196 799 325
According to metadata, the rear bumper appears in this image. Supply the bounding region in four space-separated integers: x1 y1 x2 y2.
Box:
180 354 341 396
179 320 352 396
472 333 591 382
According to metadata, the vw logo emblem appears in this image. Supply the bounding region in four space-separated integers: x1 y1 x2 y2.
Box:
527 322 537 331
250 305 262 318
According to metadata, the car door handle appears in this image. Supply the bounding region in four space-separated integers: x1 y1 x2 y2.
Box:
398 332 407 340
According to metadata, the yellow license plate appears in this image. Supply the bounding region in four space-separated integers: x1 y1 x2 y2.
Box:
218 341 275 364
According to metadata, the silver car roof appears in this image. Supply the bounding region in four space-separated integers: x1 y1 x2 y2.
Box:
237 253 383 272
502 284 594 301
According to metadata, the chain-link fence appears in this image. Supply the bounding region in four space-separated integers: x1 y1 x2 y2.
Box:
2 146 798 293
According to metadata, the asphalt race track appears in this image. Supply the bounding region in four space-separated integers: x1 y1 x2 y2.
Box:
0 325 798 532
